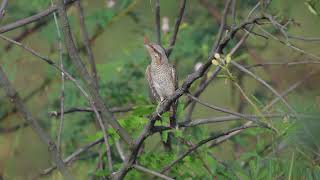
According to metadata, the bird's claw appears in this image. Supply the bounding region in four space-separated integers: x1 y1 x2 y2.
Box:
156 101 163 117
156 110 162 117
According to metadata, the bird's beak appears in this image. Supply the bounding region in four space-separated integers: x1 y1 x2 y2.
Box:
144 36 162 64
144 36 154 54
144 36 150 46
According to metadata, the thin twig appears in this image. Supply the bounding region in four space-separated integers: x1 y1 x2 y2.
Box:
186 93 271 129
0 66 73 179
257 24 320 61
75 1 113 171
165 0 187 56
76 1 99 89
231 0 237 27
0 33 114 172
160 125 259 173
185 27 251 107
180 114 290 127
288 35 320 42
178 138 215 178
56 0 133 145
264 70 318 110
41 137 104 175
0 78 52 122
155 0 161 45
246 60 320 68
0 0 8 21
134 165 174 180
231 61 297 116
49 106 133 117
0 0 78 33
51 0 65 153
206 70 318 148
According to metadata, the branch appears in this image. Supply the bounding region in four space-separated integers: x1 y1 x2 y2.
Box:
185 30 251 107
160 125 259 173
246 60 320 68
75 1 113 171
165 0 187 56
76 1 98 89
263 70 318 110
186 93 271 128
133 165 174 180
0 0 8 21
0 78 52 122
155 0 161 45
206 69 318 148
41 137 104 175
49 106 134 117
51 0 65 152
0 32 114 173
180 114 290 127
0 66 73 179
288 34 320 42
0 0 78 34
230 61 297 115
56 0 133 145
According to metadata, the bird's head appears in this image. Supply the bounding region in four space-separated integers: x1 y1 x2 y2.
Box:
144 36 167 65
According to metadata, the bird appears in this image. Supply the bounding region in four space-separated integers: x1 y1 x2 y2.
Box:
144 37 177 127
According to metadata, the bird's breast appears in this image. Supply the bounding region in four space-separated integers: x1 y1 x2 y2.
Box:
150 65 175 98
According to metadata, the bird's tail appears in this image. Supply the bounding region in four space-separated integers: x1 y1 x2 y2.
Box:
169 99 178 128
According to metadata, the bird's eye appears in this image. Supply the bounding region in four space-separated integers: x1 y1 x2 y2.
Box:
154 53 159 59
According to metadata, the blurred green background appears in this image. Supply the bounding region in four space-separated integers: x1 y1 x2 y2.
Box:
0 0 320 179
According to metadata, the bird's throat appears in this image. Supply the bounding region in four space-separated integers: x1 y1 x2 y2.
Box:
156 58 161 65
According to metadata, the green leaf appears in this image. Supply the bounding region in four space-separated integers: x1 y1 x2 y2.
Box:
161 131 169 142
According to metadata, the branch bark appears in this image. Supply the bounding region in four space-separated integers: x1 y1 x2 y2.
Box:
155 0 161 45
0 0 78 34
56 0 133 146
0 0 8 21
0 66 73 179
165 0 187 56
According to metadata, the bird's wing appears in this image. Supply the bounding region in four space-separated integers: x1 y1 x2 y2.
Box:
145 65 160 102
170 64 178 90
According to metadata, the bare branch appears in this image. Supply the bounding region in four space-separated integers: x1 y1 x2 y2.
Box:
264 70 318 110
0 78 52 122
231 61 297 115
56 0 133 145
51 0 65 153
75 1 113 171
0 66 73 179
165 0 187 56
181 114 289 127
0 33 113 172
0 0 8 21
206 69 318 147
76 1 98 89
41 137 104 175
155 0 161 45
49 106 133 117
231 0 237 26
246 60 320 68
160 125 259 173
288 35 320 42
134 165 174 180
186 93 270 128
0 0 78 34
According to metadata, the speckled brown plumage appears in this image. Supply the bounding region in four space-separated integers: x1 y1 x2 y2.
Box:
144 38 177 119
